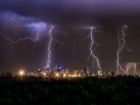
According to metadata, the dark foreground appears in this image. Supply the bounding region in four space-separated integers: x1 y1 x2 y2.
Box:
0 76 140 105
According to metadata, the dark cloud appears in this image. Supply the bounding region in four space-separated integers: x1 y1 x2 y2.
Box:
0 0 140 25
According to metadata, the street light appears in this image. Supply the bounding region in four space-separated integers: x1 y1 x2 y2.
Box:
55 72 60 78
63 73 67 78
19 70 25 80
43 72 46 78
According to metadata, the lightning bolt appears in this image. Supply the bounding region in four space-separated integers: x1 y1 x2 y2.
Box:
116 25 128 74
46 26 54 69
1 22 47 44
46 26 65 68
89 27 102 72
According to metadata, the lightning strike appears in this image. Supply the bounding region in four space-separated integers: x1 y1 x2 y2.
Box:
89 27 102 72
116 25 128 74
1 22 47 44
46 26 54 69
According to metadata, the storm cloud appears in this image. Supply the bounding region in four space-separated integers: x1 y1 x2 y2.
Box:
0 0 140 25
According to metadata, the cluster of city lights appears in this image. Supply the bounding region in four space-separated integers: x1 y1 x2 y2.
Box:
17 68 106 80
17 64 139 80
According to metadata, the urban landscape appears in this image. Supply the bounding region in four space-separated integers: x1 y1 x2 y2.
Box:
0 0 140 105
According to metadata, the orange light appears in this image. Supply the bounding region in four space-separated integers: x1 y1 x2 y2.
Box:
19 70 24 76
63 73 67 78
18 70 25 80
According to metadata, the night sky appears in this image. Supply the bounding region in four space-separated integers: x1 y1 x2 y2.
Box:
0 0 140 73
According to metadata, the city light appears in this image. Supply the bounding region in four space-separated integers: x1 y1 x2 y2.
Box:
43 72 47 77
55 72 60 78
63 73 67 78
19 70 25 80
19 70 24 76
15 65 139 80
